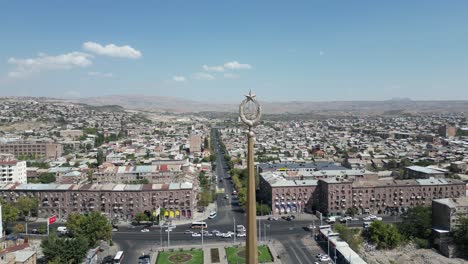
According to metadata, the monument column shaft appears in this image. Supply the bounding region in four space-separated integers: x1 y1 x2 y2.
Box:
246 130 258 264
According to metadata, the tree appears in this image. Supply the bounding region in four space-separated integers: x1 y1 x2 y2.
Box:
66 212 111 247
15 196 38 218
453 217 468 258
14 223 25 233
1 203 19 227
96 150 104 165
256 202 271 215
398 206 432 239
203 137 209 150
41 233 89 264
135 212 149 222
38 173 56 183
368 221 402 249
333 224 363 252
346 207 359 217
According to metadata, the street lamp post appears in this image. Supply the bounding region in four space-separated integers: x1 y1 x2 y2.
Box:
239 90 262 264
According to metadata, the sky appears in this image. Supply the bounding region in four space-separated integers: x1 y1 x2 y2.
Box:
1 0 468 102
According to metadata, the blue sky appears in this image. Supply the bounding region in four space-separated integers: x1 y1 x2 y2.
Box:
1 0 468 102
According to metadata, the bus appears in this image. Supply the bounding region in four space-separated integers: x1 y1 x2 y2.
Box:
113 251 124 264
191 221 208 229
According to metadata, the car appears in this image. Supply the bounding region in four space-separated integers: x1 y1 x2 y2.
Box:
222 233 232 238
351 217 359 221
168 225 176 229
165 228 173 232
141 228 150 232
363 216 372 221
307 225 316 230
192 233 201 237
369 215 377 219
224 194 229 199
215 232 224 237
320 256 331 261
268 216 279 221
112 228 119 232
138 255 151 264
236 232 246 237
315 253 324 259
208 212 217 219
31 228 39 234
290 215 296 220
204 232 213 237
211 229 220 234
184 230 193 234
373 217 383 221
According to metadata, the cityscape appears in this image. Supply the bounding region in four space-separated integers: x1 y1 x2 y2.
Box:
1 1 468 264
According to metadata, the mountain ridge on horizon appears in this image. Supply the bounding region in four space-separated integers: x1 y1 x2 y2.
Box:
66 94 468 114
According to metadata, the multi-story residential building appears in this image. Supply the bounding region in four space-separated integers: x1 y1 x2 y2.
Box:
0 154 26 184
0 142 63 159
0 182 195 221
259 172 318 215
432 197 468 231
322 178 465 215
261 171 465 216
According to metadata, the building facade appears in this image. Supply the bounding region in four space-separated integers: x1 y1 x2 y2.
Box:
0 142 63 159
432 197 468 231
0 182 195 221
0 154 26 184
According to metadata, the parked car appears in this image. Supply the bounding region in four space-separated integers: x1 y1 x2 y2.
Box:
141 228 150 233
268 216 279 221
184 230 193 234
236 232 246 237
192 233 201 237
320 256 331 261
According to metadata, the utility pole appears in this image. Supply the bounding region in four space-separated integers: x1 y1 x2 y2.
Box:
239 90 261 264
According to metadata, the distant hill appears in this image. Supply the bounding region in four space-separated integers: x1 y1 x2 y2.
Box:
71 94 468 114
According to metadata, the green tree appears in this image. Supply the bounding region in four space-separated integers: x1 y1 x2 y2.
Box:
204 137 209 150
256 202 271 215
1 203 19 227
41 233 89 264
96 150 104 165
398 206 432 239
38 172 56 183
14 223 25 233
333 223 363 252
453 217 468 258
135 212 149 222
346 207 359 217
368 221 402 249
15 196 38 218
66 212 111 247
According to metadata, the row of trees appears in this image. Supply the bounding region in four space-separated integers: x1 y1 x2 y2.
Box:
41 211 112 263
1 197 39 228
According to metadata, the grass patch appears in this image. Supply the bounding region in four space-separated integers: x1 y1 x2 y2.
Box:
156 249 204 264
210 248 220 263
225 245 273 264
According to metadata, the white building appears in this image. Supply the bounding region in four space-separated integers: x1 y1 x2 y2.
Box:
0 153 27 184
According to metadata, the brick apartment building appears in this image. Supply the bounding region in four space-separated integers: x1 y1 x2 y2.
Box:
261 171 465 216
0 182 195 221
0 142 63 159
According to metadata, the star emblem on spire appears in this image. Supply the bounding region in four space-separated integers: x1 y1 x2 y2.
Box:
244 90 256 101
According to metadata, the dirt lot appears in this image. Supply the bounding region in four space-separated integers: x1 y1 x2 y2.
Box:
361 242 467 264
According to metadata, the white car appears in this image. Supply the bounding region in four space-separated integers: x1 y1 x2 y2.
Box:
369 215 377 219
222 233 232 238
141 228 150 232
236 233 246 237
363 216 372 221
208 212 217 219
351 217 359 221
373 217 383 221
215 232 224 237
184 230 193 234
320 256 331 261
165 228 173 232
192 233 201 237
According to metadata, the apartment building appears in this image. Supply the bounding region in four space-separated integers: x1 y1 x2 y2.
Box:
93 163 184 184
259 172 318 215
0 142 63 159
432 197 468 231
0 154 26 184
261 172 465 216
322 178 465 215
0 182 195 220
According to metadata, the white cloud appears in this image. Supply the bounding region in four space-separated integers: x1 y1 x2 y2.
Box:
173 75 186 82
319 50 325 56
203 64 225 72
82 41 142 59
224 61 252 70
8 52 93 78
88 71 113 77
223 73 239 79
192 72 215 80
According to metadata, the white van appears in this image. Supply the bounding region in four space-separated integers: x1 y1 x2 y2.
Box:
57 226 68 235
